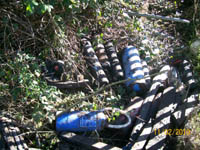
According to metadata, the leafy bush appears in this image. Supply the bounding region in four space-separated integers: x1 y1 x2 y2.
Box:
0 52 62 128
23 0 105 15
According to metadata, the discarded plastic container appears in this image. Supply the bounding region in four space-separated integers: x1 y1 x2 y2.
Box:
168 66 182 86
56 111 107 132
81 37 109 85
105 40 124 81
122 46 147 92
56 108 131 132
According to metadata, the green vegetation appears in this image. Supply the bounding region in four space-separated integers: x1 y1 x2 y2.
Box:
0 52 62 126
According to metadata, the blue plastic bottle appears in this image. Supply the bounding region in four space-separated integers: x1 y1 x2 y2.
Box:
56 111 107 132
122 46 146 92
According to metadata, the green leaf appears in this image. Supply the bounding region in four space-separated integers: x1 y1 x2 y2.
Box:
98 10 102 17
100 33 104 38
26 4 32 13
31 0 39 6
98 21 102 25
70 0 76 4
114 111 120 117
26 0 39 14
40 4 46 14
93 104 97 110
40 4 53 14
137 27 140 31
112 117 116 121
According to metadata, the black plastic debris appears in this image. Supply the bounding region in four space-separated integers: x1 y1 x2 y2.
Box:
42 59 65 80
141 60 151 89
82 37 109 85
95 43 111 70
182 60 197 90
55 36 199 150
105 40 124 81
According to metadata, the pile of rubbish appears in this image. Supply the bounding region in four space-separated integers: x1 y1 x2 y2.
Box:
0 36 198 150
53 36 199 150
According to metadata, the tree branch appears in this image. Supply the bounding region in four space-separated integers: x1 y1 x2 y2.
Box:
63 70 168 111
125 11 190 24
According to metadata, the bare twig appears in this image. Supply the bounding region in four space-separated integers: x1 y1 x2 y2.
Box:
63 70 168 111
18 130 55 136
125 11 190 24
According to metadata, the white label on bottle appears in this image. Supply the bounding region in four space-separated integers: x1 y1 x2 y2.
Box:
80 115 97 128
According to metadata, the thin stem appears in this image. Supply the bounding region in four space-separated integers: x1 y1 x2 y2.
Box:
19 130 55 136
64 70 167 111
125 11 190 24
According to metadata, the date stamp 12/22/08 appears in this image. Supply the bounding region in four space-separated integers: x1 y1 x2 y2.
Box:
154 128 191 136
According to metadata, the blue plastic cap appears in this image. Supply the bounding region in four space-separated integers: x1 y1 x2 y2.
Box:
133 84 141 91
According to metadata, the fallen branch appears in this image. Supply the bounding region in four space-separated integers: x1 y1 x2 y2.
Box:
45 78 90 89
125 11 190 24
63 70 168 111
18 131 55 137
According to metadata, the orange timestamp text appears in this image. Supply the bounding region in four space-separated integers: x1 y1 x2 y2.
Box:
154 128 191 136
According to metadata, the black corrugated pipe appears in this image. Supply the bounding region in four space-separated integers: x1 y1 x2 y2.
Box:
81 37 109 85
104 39 124 81
182 60 197 90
